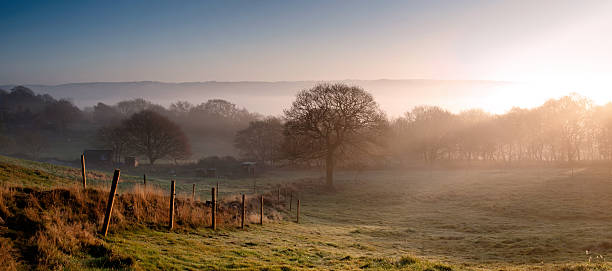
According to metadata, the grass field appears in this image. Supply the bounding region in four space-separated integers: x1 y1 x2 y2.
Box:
291 167 612 270
2 154 612 270
101 165 612 270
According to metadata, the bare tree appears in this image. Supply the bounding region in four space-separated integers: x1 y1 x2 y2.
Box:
284 83 386 187
407 106 457 162
96 124 130 164
122 110 191 164
234 117 284 164
169 101 194 118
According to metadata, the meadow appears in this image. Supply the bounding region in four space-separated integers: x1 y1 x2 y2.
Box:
293 167 612 270
2 154 612 270
102 165 612 270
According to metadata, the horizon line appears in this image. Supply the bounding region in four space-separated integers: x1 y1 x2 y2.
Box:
0 78 517 87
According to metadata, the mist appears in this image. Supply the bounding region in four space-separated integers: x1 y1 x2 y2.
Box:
0 79 554 117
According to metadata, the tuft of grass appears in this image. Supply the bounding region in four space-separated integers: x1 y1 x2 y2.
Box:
0 237 19 271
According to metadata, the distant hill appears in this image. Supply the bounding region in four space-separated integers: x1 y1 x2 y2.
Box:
0 80 520 116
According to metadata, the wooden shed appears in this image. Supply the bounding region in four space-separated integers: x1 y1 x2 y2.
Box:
83 150 113 167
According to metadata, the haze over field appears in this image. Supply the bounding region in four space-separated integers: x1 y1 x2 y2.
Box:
0 80 603 117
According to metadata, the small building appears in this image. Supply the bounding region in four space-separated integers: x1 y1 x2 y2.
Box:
241 161 257 177
125 156 138 168
83 150 113 167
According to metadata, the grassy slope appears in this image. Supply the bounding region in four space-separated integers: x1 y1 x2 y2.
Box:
0 155 454 270
109 225 450 271
0 155 158 190
107 166 612 271
1 155 612 270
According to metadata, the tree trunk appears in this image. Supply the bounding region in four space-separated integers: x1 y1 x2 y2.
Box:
325 150 334 187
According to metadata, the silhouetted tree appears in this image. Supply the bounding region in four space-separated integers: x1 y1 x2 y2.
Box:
96 124 130 163
168 101 193 118
284 83 386 187
1 86 53 114
122 110 191 164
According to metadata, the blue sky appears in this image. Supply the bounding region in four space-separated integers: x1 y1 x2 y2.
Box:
1 0 611 88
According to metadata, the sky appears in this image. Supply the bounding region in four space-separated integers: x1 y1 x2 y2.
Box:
1 0 612 106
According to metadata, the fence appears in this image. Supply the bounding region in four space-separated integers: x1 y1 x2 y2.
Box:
82 159 304 236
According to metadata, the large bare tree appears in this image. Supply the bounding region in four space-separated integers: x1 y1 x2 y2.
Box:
284 83 386 187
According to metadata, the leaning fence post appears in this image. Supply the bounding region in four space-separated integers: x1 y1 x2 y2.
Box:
101 169 120 236
169 180 176 230
260 195 264 225
241 194 246 229
81 154 87 189
211 187 217 230
192 184 196 201
296 199 301 224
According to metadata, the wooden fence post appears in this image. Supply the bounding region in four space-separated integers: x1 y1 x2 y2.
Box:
289 192 292 211
192 184 196 201
143 174 146 186
241 194 246 229
169 180 176 230
211 187 216 230
260 195 264 225
277 185 280 204
81 154 87 189
101 169 120 236
296 199 301 224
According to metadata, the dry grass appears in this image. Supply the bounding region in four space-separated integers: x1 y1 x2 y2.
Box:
0 237 18 271
0 180 285 270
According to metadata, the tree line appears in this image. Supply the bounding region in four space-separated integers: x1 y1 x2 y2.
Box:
234 89 612 167
3 84 612 186
388 94 612 164
0 86 257 159
234 88 612 185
